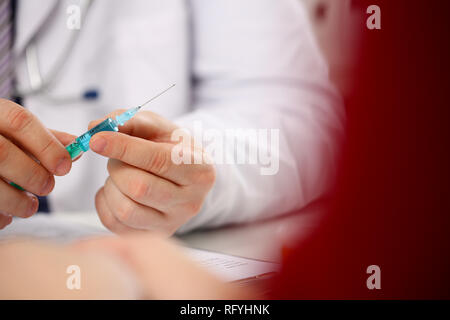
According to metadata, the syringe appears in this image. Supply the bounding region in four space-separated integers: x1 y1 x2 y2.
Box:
65 84 175 160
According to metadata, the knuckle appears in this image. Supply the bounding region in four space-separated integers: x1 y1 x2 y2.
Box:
116 200 135 224
128 180 150 201
156 188 173 204
6 107 34 132
27 166 49 190
117 140 129 160
38 138 56 157
147 149 170 175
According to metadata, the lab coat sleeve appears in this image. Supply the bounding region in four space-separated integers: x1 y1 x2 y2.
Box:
175 0 344 233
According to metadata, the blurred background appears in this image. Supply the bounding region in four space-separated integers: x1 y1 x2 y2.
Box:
302 0 363 99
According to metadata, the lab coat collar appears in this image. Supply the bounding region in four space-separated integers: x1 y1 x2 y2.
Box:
14 0 58 55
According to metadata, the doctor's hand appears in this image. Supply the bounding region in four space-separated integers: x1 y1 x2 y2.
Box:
0 99 74 229
89 110 215 235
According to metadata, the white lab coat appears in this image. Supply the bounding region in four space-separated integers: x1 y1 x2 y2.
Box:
14 0 344 233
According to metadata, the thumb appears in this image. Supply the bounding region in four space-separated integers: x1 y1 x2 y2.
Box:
50 129 77 146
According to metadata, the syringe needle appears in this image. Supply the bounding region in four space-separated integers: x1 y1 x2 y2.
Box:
64 83 177 161
114 83 176 127
137 84 176 110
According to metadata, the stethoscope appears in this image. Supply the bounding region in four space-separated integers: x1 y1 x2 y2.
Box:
15 0 98 103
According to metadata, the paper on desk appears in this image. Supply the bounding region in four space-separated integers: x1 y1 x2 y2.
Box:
184 247 279 282
0 215 280 282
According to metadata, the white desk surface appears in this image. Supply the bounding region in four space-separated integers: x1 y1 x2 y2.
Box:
51 202 324 262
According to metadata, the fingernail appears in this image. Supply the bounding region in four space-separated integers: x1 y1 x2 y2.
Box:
27 196 39 218
40 176 54 195
91 136 107 153
55 157 71 176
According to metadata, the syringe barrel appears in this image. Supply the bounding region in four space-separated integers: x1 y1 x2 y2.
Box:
65 117 119 160
77 117 119 152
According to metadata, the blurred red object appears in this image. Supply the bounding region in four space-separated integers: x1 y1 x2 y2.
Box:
274 0 450 299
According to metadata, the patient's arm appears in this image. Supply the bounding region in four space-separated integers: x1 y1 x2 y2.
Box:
0 241 139 299
0 235 251 299
73 234 253 300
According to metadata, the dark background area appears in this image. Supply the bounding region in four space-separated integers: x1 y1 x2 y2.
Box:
276 0 450 298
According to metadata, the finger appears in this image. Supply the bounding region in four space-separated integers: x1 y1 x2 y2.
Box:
0 100 72 176
103 177 168 231
50 129 77 147
107 159 182 211
90 131 190 185
88 109 125 131
0 135 54 196
0 213 13 230
50 130 82 162
95 187 139 235
0 179 39 218
88 110 177 141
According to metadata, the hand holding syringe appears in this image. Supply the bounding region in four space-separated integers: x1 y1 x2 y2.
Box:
65 84 175 160
5 82 215 235
9 84 175 191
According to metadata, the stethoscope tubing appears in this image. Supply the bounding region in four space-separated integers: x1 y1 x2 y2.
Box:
15 0 94 99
